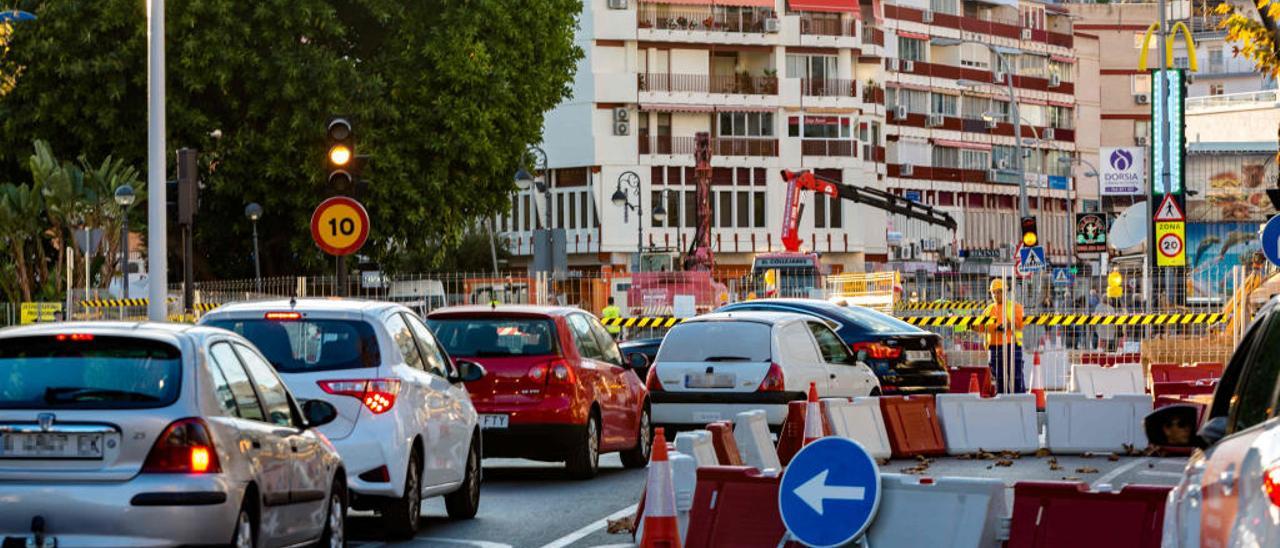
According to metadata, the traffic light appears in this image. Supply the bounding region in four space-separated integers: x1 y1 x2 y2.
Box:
1020 216 1038 248
326 117 355 191
1107 269 1123 299
176 148 198 226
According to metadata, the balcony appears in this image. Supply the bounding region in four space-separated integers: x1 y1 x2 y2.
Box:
640 135 779 157
862 25 885 48
798 13 854 37
640 73 779 95
802 140 856 157
801 78 855 97
638 5 775 34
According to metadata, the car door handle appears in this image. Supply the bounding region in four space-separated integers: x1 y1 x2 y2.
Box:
829 373 837 379
247 439 262 450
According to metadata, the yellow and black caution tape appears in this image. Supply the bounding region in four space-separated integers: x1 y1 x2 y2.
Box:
600 317 683 328
903 312 1228 328
895 300 987 312
80 298 221 312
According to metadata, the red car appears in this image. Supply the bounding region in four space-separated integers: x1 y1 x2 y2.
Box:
427 306 651 478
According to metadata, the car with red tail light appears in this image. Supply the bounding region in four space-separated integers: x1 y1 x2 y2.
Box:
0 323 345 548
201 299 485 539
426 305 651 479
646 311 880 431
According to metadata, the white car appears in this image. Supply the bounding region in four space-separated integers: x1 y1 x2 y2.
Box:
201 299 485 539
648 311 880 429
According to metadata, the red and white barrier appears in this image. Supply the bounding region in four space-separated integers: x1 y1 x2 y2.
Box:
1070 363 1144 396
705 422 744 466
684 467 785 547
936 393 1039 455
673 430 719 468
822 397 892 460
1006 481 1171 548
732 410 781 474
1044 393 1152 454
880 395 947 458
866 474 1010 548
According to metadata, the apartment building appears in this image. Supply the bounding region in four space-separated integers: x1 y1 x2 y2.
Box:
502 0 1086 276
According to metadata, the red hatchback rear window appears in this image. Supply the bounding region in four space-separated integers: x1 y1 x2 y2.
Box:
428 318 558 358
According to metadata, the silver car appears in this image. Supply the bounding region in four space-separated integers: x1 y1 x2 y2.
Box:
0 322 347 548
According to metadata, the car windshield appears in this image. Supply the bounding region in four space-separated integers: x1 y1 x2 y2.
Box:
206 319 380 373
832 305 921 333
0 335 182 409
657 321 772 363
428 318 558 357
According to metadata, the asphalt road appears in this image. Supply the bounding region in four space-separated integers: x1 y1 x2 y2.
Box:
347 451 1189 548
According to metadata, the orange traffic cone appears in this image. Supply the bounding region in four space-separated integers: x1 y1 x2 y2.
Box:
1031 351 1046 410
967 373 980 395
803 382 825 445
639 427 680 548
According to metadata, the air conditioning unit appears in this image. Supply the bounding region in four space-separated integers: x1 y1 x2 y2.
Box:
985 118 999 129
927 113 944 127
894 105 908 119
888 58 900 71
922 10 934 23
987 169 1001 181
1135 136 1149 146
764 18 781 33
1049 74 1061 87
607 0 628 8
1135 93 1150 104
901 164 915 176
903 60 915 72
1021 28 1033 40
994 71 1006 84
996 158 1009 169
613 107 630 122
1043 128 1055 140
614 120 630 136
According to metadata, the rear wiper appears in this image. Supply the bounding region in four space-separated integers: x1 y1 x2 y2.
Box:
703 356 753 362
472 350 516 357
43 387 161 403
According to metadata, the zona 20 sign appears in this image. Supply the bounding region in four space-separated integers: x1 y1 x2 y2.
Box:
311 196 370 256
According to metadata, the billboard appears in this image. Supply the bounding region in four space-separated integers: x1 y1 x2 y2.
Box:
1100 147 1145 195
1186 222 1263 300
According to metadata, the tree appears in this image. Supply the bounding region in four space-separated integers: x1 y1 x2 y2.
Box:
1218 1 1280 177
0 0 582 280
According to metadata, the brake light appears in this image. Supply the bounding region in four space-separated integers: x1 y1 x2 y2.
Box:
547 359 576 385
645 365 664 392
55 334 94 342
935 346 948 368
758 362 786 392
264 311 302 321
851 342 902 360
141 418 221 474
318 379 401 414
1264 465 1280 507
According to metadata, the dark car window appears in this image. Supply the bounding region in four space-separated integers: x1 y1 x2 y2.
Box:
1210 313 1265 423
234 344 295 428
721 301 919 335
568 314 605 360
658 321 772 363
404 314 451 378
1228 312 1280 432
586 316 624 366
0 335 182 410
385 313 425 370
206 319 380 373
808 322 852 364
428 318 558 357
209 342 265 421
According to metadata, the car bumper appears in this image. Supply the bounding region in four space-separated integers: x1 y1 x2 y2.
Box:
0 475 242 547
334 433 404 499
481 423 585 460
651 390 804 427
878 371 950 395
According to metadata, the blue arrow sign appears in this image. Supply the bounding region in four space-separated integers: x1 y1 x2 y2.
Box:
778 437 881 547
1018 245 1046 273
1262 216 1280 268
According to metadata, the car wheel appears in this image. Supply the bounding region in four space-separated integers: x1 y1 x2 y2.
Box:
619 407 652 469
444 435 481 519
318 482 347 548
566 414 601 480
231 503 256 548
383 450 422 539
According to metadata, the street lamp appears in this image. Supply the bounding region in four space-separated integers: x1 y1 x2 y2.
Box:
612 170 644 268
244 203 263 294
513 146 551 228
114 185 136 299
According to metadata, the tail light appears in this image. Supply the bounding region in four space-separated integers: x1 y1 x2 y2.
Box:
528 363 548 382
142 418 221 474
547 359 576 385
1264 465 1280 507
645 365 664 392
757 362 786 392
318 378 402 414
851 342 902 360
935 346 949 368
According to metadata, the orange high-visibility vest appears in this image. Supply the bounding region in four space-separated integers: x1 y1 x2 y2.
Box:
980 301 1024 346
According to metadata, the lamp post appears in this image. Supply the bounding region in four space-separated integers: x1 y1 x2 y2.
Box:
114 185 136 299
244 203 263 294
514 146 551 228
611 170 644 270
146 0 168 321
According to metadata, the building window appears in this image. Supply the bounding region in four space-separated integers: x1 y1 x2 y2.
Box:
718 112 775 137
1049 60 1074 82
752 191 766 228
961 96 989 120
1048 106 1073 129
895 89 929 113
1208 47 1224 73
931 93 958 116
1135 120 1150 143
961 149 990 171
932 147 961 169
929 0 959 15
1018 54 1047 78
1173 56 1190 69
786 54 839 81
898 37 925 61
1132 74 1151 94
789 115 853 139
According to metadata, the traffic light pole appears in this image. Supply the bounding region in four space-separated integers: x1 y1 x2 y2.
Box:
146 0 167 322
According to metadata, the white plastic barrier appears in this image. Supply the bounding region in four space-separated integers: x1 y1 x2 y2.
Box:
673 430 718 467
733 410 781 473
670 452 696 544
1037 348 1071 390
1070 363 1145 396
822 397 892 460
865 474 1010 548
936 394 1039 455
1045 393 1152 453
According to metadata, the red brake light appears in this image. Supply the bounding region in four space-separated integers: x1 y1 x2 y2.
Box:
758 362 786 392
1265 466 1280 507
55 334 94 342
318 378 401 414
264 312 302 321
645 365 664 392
142 418 221 474
851 342 902 360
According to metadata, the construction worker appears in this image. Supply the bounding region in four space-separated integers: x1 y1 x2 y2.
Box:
978 278 1025 393
602 297 622 339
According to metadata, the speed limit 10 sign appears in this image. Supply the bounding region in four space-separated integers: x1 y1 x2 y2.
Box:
311 196 370 256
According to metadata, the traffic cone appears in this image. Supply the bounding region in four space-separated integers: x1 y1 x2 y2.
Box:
803 382 824 445
1031 351 1046 410
639 427 680 548
967 373 980 395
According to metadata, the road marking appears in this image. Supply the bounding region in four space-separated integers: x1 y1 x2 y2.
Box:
1091 457 1150 489
414 538 512 548
1138 469 1186 479
538 504 638 548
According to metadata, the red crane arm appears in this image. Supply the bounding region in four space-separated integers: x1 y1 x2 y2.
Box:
779 170 957 253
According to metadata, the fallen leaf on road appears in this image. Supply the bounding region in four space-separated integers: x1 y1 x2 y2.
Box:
1107 453 1120 462
607 516 635 535
878 458 891 466
1076 467 1099 474
995 459 1013 467
1000 451 1022 460
900 465 929 475
1048 457 1062 471
1034 448 1051 458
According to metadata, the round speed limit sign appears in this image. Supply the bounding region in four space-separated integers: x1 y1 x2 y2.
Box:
310 196 370 256
1158 231 1183 258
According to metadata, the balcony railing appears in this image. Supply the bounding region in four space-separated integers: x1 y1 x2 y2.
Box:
862 25 885 47
640 135 779 157
801 140 856 157
801 78 855 97
799 13 854 37
1187 89 1280 112
640 73 779 95
637 5 776 33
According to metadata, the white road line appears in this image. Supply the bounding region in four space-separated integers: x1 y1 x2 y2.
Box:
1138 469 1186 479
1091 457 1150 489
414 538 513 548
538 504 639 548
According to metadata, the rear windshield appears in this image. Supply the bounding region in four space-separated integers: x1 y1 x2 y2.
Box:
206 319 380 373
0 335 182 409
428 318 558 357
657 322 772 363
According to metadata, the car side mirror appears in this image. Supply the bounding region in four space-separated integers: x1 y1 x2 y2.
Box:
303 400 338 429
855 350 869 364
1143 404 1206 449
627 352 651 370
452 359 487 383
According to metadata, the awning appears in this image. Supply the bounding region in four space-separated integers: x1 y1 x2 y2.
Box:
788 0 858 13
640 103 716 112
888 82 931 92
639 0 775 6
1048 100 1074 108
932 138 992 151
718 105 776 113
897 30 930 40
1050 55 1076 64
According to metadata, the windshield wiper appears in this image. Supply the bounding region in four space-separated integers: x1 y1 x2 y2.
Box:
43 387 161 404
703 356 754 362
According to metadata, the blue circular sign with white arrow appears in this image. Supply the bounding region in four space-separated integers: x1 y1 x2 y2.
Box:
1262 215 1280 268
778 437 882 547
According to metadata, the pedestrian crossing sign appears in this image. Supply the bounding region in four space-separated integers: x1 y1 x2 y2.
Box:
1016 245 1046 277
1052 267 1073 286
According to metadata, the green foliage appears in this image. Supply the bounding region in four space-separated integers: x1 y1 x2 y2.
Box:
0 0 582 279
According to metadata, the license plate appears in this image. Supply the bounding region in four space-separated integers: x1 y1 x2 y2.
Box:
479 414 509 429
0 432 104 459
905 350 933 363
685 373 735 389
693 412 723 423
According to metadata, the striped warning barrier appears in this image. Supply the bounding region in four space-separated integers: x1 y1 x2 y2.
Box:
80 299 221 313
600 316 683 328
903 312 1228 328
895 300 987 312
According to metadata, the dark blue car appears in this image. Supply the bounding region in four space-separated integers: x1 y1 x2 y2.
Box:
717 298 948 395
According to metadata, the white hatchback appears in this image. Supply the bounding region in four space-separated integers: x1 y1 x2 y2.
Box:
201 299 485 539
648 311 880 429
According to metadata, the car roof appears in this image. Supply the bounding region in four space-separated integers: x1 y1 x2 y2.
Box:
722 298 840 312
426 304 583 318
0 321 225 343
683 310 816 326
206 297 403 315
